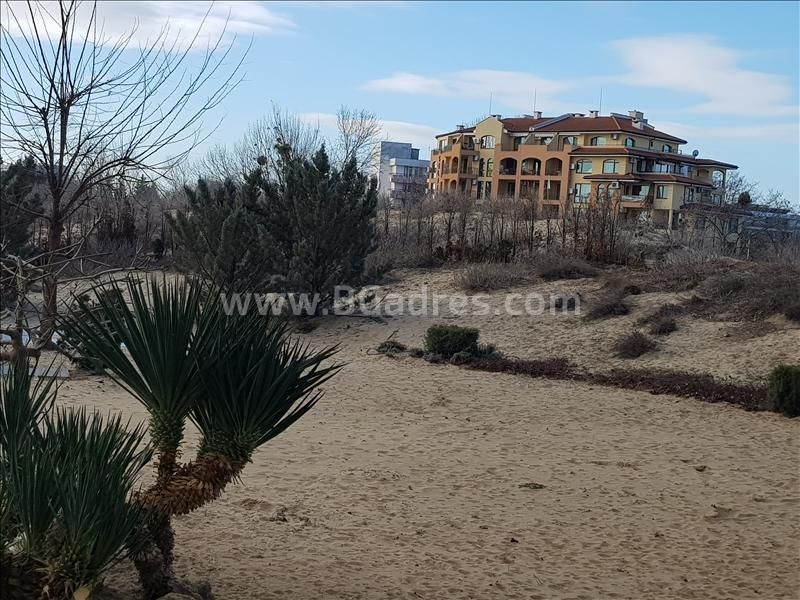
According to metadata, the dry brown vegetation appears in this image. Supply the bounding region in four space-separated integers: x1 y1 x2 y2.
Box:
614 331 658 358
454 262 531 291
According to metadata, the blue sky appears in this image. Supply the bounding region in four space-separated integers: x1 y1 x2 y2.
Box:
7 1 800 203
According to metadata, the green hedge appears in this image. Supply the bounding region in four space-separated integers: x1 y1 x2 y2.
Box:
424 325 479 358
768 365 800 417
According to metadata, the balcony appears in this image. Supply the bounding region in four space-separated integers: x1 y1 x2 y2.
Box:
391 174 427 184
622 194 648 202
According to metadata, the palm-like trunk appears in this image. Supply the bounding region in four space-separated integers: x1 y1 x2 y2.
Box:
142 453 245 516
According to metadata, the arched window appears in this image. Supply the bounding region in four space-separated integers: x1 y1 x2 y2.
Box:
545 158 562 176
575 159 592 174
499 158 517 176
662 143 673 152
480 135 496 149
486 159 494 176
602 159 619 174
624 137 635 148
589 136 606 146
521 158 540 176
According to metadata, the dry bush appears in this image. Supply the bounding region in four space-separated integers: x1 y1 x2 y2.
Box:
649 318 677 336
586 287 630 320
785 303 800 322
637 303 686 326
376 340 407 354
454 262 530 291
646 249 733 292
533 253 597 281
467 356 575 379
591 369 767 411
614 331 657 358
699 262 800 319
365 240 441 279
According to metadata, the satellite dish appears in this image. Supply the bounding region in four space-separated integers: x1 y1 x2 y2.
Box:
692 149 699 157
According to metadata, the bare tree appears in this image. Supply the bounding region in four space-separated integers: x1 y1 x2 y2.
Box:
333 105 381 172
0 0 246 359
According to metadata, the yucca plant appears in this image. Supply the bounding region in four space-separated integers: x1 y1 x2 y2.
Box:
60 276 341 598
0 362 151 600
60 278 214 483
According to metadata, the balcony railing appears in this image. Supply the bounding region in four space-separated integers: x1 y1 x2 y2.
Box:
622 194 648 202
391 174 427 184
498 167 516 176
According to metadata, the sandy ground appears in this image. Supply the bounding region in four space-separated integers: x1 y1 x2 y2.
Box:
54 267 799 600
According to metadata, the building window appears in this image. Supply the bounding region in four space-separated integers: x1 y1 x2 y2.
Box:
574 183 591 202
662 143 673 152
575 159 592 174
589 136 606 146
476 181 483 199
480 135 496 149
695 217 706 230
478 159 485 177
656 185 668 199
624 137 635 148
513 137 522 150
485 181 492 199
563 135 577 146
602 159 619 174
486 159 494 177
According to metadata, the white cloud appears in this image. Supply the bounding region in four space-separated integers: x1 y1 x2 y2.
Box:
1 1 295 49
298 112 440 153
362 70 574 113
611 35 799 117
363 72 450 96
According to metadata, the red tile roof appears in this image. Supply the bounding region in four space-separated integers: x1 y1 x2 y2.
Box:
570 146 737 169
532 115 687 144
436 126 475 137
500 117 553 132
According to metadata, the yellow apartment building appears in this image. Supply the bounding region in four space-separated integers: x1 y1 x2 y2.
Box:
427 111 737 228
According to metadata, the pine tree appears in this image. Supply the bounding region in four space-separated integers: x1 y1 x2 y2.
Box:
169 174 281 292
262 144 377 310
0 156 42 257
1 156 43 310
171 144 377 309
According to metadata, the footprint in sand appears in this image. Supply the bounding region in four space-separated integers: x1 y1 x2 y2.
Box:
704 504 733 520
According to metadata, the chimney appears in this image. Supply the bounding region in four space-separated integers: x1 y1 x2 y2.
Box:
628 110 644 121
491 114 502 119
532 110 542 119
589 110 599 118
456 124 465 130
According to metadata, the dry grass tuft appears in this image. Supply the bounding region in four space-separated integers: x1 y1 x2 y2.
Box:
614 331 657 358
533 254 598 281
454 262 530 291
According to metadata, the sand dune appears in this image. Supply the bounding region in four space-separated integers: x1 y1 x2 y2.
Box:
58 268 798 599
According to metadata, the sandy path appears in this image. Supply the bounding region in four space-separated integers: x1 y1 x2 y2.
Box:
61 317 799 599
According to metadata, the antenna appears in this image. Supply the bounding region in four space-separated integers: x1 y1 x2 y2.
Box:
488 91 493 116
533 89 537 114
598 88 603 115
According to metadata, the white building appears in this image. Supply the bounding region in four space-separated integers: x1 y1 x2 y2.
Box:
370 141 429 205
